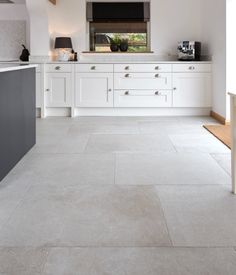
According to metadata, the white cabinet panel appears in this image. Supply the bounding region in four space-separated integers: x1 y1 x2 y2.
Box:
114 64 172 73
173 63 212 73
76 64 113 73
114 73 172 90
173 73 212 107
46 64 72 73
75 73 113 107
114 90 173 108
36 72 41 108
45 73 72 107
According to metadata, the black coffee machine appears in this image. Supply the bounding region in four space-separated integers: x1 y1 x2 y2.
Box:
178 41 201 61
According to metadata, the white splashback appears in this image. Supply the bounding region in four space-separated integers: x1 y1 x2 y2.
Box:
0 20 26 60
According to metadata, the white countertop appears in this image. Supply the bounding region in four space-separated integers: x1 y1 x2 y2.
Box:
0 60 212 65
0 64 38 73
0 53 212 65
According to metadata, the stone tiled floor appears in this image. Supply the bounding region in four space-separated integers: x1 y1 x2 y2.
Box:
0 116 235 275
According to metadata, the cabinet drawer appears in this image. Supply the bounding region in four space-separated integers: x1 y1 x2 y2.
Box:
76 64 113 73
114 90 172 108
114 73 172 90
114 64 172 73
46 64 72 73
173 63 211 73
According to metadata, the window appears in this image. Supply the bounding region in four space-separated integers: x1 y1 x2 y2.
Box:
89 22 150 52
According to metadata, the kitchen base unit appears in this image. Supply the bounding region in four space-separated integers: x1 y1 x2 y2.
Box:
6 61 212 118
0 65 36 181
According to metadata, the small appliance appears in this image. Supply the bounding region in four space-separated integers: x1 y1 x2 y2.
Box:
178 41 201 61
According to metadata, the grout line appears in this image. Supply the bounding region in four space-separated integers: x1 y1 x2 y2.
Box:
209 153 231 176
1 245 236 249
152 188 174 247
114 153 117 185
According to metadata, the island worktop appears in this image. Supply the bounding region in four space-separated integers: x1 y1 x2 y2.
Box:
0 65 37 181
0 64 37 73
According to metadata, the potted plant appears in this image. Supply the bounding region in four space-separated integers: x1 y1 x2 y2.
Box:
119 39 129 52
110 36 121 52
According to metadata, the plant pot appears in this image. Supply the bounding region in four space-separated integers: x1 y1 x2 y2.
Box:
110 44 119 52
119 41 128 52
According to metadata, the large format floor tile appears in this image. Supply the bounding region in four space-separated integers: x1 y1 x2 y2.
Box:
115 152 230 185
0 116 234 275
156 185 236 247
85 134 176 153
0 185 171 247
0 175 31 229
211 153 231 175
8 153 115 186
36 123 71 137
138 121 210 135
0 248 48 275
169 133 230 153
42 247 236 275
68 122 139 135
32 134 90 154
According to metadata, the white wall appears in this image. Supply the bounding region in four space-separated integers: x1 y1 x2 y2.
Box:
0 3 29 59
47 0 205 55
150 0 204 56
202 0 227 118
26 0 50 56
0 3 28 20
227 0 236 120
0 21 26 60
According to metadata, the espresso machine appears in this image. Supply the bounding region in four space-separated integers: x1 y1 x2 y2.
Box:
178 41 201 61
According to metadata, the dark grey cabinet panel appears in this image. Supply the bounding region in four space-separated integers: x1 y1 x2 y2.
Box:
0 68 36 181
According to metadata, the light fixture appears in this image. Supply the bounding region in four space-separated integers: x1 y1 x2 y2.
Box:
54 37 73 62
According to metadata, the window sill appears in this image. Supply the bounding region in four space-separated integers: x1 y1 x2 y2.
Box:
82 51 154 54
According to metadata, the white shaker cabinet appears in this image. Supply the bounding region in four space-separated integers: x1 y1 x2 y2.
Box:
75 73 114 107
173 73 212 108
36 72 42 108
45 72 72 107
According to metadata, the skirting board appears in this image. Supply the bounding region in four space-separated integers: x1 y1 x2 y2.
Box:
210 111 230 125
45 108 71 117
40 107 211 118
74 108 211 117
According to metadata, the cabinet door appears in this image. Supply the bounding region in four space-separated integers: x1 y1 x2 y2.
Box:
75 73 113 107
45 73 72 107
36 72 41 108
173 73 212 107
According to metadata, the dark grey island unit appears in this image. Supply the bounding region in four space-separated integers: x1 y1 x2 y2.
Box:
0 65 37 181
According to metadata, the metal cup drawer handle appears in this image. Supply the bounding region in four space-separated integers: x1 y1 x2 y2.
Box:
155 91 160 95
125 74 130 78
155 66 159 70
125 91 129 95
189 66 195 70
91 66 96 70
125 66 130 70
155 74 159 78
55 66 61 70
